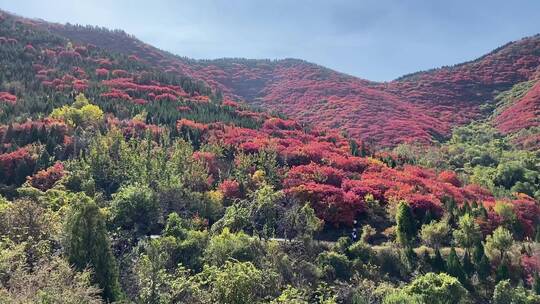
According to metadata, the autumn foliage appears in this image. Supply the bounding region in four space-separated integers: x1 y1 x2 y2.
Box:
0 10 537 234
27 162 65 191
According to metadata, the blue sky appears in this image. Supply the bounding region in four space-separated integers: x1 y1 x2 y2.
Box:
1 0 539 81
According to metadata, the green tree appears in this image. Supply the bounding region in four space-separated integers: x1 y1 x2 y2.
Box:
283 203 323 241
50 93 103 128
163 212 188 239
0 256 103 304
135 239 173 304
212 203 252 233
496 260 510 281
396 201 417 247
317 251 351 280
348 240 373 263
485 226 514 262
494 201 518 234
420 219 449 249
472 241 485 265
360 224 376 244
382 291 423 304
202 260 263 304
431 248 446 273
493 162 525 190
271 286 309 304
452 213 482 252
533 272 540 296
0 197 56 265
250 183 283 238
493 280 540 304
462 251 473 276
158 213 209 271
63 193 122 302
204 228 262 266
110 184 160 237
477 253 491 281
446 247 466 283
403 272 467 304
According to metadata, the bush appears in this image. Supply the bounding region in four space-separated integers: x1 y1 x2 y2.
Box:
317 251 351 280
110 184 160 237
202 260 263 304
204 228 263 266
404 272 468 304
493 280 540 304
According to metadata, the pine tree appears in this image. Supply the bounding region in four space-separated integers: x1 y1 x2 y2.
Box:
64 193 122 302
460 202 471 216
349 139 359 156
477 253 491 281
473 241 485 265
496 258 510 281
423 210 433 225
14 159 33 185
35 149 51 171
443 196 457 224
462 251 474 277
4 124 13 143
446 247 466 283
423 250 432 266
401 246 417 271
396 201 417 247
479 205 488 219
533 272 540 295
431 248 446 273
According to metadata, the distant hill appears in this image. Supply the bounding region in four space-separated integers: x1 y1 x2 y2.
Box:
22 15 537 149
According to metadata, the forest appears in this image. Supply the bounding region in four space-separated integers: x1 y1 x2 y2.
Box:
0 9 539 304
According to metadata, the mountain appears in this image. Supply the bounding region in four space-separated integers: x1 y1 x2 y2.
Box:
4 7 529 233
28 16 540 149
0 9 539 304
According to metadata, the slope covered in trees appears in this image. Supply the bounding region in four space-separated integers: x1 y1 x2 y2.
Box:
31 15 540 148
0 9 539 304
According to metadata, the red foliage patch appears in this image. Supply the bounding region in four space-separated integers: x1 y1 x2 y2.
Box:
495 80 540 134
0 148 35 182
193 151 221 178
284 163 345 188
27 162 64 191
177 119 208 133
521 254 540 286
0 92 17 105
111 69 129 78
286 182 364 227
406 193 444 220
58 50 82 61
219 179 241 199
262 118 301 131
95 68 109 78
512 197 540 237
155 93 178 101
107 117 162 139
100 89 132 100
438 170 462 187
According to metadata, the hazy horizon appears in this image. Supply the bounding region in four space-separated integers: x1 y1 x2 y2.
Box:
1 0 540 81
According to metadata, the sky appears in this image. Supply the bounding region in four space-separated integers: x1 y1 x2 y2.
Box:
1 0 540 81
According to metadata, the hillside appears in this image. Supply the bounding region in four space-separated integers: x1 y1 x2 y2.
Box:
2 8 524 230
0 9 539 304
31 18 540 148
